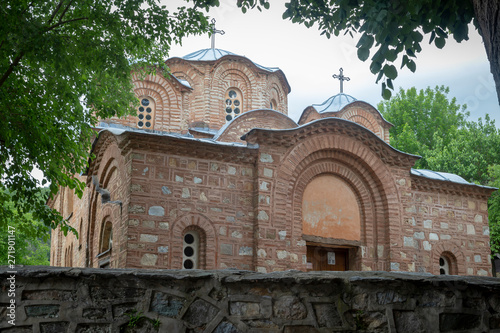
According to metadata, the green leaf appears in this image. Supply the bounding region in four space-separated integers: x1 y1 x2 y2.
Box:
435 37 446 49
407 59 416 72
387 78 394 90
382 86 392 99
383 64 398 80
370 61 382 74
357 47 370 61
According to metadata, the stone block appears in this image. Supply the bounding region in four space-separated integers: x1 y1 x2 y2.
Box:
150 291 185 317
228 166 237 175
467 225 476 235
184 299 219 327
423 220 432 229
414 232 425 240
263 168 273 178
82 308 107 320
230 302 260 317
39 322 69 332
141 253 157 266
260 153 273 163
273 296 306 320
158 246 168 253
181 188 190 198
148 206 164 216
257 211 269 221
140 234 158 243
161 186 172 195
159 222 169 230
429 233 439 241
25 305 59 318
313 303 342 327
193 177 202 184
221 244 233 255
129 205 145 214
239 246 253 256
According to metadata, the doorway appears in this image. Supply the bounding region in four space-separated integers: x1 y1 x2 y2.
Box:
306 246 348 271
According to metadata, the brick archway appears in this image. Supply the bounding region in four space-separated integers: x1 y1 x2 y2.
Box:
170 213 218 269
273 133 400 271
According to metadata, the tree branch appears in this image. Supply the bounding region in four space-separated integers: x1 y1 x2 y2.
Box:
58 0 76 23
47 17 89 32
48 0 64 25
0 52 25 89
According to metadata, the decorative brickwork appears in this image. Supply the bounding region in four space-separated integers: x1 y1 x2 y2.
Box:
50 47 495 277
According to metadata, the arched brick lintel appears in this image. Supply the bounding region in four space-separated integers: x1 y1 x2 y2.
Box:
170 213 218 270
432 242 466 275
274 133 401 271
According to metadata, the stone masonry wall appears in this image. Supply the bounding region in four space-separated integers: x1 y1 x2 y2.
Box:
3 266 500 332
125 140 258 270
397 175 492 276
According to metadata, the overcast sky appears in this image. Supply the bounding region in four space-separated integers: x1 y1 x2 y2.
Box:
169 0 500 126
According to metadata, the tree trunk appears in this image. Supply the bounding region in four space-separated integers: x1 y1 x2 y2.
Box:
473 0 500 105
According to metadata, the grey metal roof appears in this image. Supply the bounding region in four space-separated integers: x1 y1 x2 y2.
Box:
411 169 495 189
312 93 357 113
181 48 280 73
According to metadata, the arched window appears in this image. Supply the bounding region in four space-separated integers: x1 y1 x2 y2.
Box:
440 256 450 275
439 252 457 275
183 230 199 269
100 221 112 253
270 99 277 110
137 97 155 129
224 88 242 122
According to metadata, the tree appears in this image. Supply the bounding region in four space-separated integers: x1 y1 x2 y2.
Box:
0 0 216 232
377 86 468 169
379 86 500 255
255 0 500 102
488 165 500 255
0 188 51 265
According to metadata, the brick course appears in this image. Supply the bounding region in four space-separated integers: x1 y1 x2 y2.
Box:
50 49 495 276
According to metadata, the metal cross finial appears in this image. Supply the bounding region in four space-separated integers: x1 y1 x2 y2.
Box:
210 18 225 49
332 68 350 93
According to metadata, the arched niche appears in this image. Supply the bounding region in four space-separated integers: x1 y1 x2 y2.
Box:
302 174 361 241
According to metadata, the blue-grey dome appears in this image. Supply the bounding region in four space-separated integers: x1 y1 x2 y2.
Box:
312 93 356 113
181 48 280 73
183 48 238 61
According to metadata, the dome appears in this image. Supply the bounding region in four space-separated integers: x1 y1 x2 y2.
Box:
182 48 238 61
181 48 281 73
312 93 357 113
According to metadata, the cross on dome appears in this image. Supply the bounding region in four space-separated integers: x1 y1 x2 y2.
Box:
210 18 225 49
332 68 350 93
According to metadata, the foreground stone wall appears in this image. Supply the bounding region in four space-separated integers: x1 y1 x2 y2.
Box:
2 267 500 332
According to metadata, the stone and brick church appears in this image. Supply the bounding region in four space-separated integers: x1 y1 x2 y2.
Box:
49 40 495 276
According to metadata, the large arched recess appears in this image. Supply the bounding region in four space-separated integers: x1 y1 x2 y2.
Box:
87 130 128 268
271 127 402 271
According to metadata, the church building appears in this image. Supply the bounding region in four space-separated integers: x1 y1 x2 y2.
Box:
49 29 495 276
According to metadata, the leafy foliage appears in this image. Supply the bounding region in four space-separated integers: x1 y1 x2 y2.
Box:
0 188 51 265
377 86 468 169
379 86 500 255
0 0 214 232
489 165 500 255
241 0 478 99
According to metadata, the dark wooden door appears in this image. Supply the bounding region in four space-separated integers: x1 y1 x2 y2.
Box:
307 246 348 271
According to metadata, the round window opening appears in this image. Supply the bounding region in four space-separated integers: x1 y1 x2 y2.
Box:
229 90 237 98
184 234 195 244
184 247 194 257
183 259 194 269
141 98 150 106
